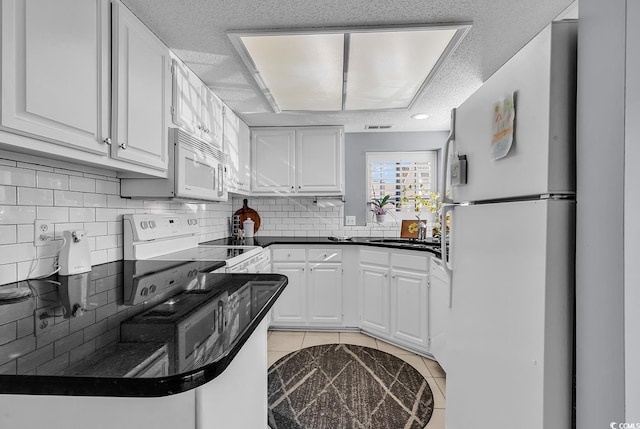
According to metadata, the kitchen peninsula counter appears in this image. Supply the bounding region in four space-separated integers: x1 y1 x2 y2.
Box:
0 261 288 397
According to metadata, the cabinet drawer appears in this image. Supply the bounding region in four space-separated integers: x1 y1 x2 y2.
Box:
390 252 428 271
308 248 342 262
360 249 389 265
271 248 306 262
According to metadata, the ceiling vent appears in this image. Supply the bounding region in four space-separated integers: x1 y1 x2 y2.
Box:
365 125 393 130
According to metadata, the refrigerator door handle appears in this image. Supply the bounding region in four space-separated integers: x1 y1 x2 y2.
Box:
440 108 456 204
441 204 454 278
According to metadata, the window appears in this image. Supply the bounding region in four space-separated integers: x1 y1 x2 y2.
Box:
366 151 438 222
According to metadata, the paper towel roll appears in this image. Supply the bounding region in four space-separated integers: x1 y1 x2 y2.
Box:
314 198 344 208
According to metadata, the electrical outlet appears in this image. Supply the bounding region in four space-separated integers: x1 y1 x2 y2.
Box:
34 306 57 335
345 216 356 226
34 220 53 246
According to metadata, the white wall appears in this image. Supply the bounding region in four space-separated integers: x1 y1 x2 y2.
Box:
0 150 232 285
344 131 448 225
624 0 640 420
577 0 632 425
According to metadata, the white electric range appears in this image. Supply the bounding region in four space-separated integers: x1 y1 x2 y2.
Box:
122 213 270 304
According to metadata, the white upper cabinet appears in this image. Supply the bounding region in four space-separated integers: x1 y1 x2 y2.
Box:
171 58 223 149
1 0 110 155
251 126 344 195
111 1 169 171
251 128 296 193
225 106 250 194
296 127 343 193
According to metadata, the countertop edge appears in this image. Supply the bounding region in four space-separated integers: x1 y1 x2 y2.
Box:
0 275 288 398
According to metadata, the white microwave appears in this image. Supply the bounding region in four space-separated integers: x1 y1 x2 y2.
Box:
121 128 227 202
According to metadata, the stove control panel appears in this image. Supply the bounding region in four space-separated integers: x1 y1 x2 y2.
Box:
123 213 200 259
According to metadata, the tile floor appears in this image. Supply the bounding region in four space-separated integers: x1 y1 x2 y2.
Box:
267 330 446 429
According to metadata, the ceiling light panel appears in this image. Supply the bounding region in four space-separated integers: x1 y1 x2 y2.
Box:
240 33 344 111
345 29 457 110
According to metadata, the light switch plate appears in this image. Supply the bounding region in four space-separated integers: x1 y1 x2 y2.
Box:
345 216 356 226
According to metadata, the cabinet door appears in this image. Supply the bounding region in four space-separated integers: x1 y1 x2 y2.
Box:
270 262 306 326
391 268 428 350
359 263 390 335
237 119 251 192
308 263 343 326
224 106 240 190
296 127 343 193
112 1 169 171
201 87 223 149
171 58 202 135
251 128 295 193
1 0 109 155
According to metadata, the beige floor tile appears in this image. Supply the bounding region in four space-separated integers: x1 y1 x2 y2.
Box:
339 332 378 348
301 332 340 348
427 377 446 409
375 339 415 355
422 356 446 378
267 331 305 352
398 354 432 380
267 350 290 367
425 408 445 429
434 377 446 397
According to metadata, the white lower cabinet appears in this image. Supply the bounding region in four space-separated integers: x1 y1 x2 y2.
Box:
359 262 391 335
359 248 430 354
270 262 306 325
308 263 343 326
270 247 343 328
269 244 439 357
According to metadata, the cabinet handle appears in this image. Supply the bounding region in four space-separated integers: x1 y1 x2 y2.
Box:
291 186 294 189
302 268 305 272
103 137 112 145
391 275 396 279
198 124 203 130
298 186 301 189
310 267 313 272
384 273 388 278
119 142 127 150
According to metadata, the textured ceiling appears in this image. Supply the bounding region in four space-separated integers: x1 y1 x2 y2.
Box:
121 0 576 132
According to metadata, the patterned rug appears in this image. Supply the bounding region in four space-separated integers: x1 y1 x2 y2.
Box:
268 344 434 429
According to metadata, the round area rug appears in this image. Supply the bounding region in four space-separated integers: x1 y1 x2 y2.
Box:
268 344 434 429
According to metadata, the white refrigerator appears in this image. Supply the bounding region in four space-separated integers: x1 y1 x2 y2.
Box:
441 21 577 429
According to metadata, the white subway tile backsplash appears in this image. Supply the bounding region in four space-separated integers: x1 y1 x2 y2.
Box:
54 190 84 207
36 207 68 223
0 243 36 264
0 264 17 284
0 154 232 285
95 180 117 195
17 225 34 243
83 193 107 207
0 225 17 245
36 171 69 190
85 222 108 237
0 165 36 187
17 187 54 206
0 206 37 224
69 208 96 223
69 176 95 193
0 185 17 204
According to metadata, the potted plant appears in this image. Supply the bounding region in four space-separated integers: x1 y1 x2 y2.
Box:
372 195 392 222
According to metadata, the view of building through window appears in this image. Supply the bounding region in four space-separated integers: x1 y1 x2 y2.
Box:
366 151 438 221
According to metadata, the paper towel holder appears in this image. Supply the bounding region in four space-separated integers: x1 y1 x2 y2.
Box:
313 197 345 207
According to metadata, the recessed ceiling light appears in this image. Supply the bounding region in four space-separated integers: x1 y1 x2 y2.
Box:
411 113 429 120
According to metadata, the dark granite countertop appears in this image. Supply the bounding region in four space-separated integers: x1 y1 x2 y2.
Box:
202 235 444 258
0 261 287 397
